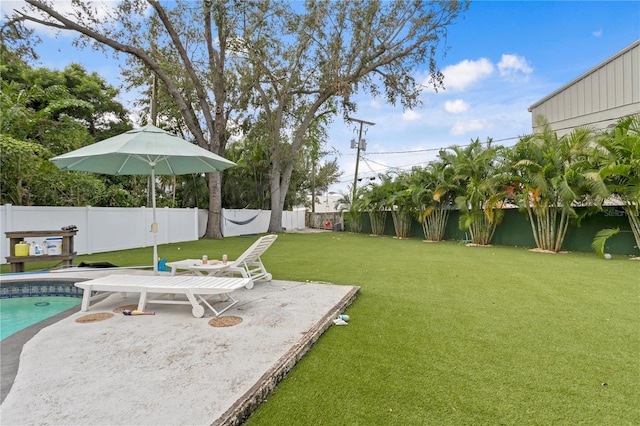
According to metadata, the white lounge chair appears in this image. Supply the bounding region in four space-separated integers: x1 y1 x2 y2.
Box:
75 274 251 317
168 234 278 286
216 234 278 283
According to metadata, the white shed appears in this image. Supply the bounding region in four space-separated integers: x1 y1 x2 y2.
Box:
528 40 640 136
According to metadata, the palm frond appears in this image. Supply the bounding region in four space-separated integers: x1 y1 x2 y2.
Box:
591 227 620 257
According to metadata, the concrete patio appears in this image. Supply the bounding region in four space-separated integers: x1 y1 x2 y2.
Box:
0 271 358 425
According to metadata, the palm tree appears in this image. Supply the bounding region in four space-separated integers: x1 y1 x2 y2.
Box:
336 185 364 233
507 117 596 252
222 136 272 209
360 178 388 236
440 138 504 245
590 115 640 256
408 161 456 241
383 172 414 239
176 173 209 209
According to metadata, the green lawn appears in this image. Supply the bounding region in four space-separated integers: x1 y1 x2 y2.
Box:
4 232 638 424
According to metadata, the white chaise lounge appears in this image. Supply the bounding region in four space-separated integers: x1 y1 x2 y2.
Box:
168 234 278 284
75 274 251 317
226 234 278 282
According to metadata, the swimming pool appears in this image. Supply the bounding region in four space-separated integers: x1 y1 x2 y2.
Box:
0 280 84 340
1 296 81 340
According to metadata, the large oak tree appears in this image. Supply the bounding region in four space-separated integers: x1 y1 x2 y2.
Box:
240 0 468 231
5 0 468 234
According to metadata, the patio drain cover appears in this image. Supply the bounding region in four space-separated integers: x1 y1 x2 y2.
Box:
75 313 114 323
209 316 243 327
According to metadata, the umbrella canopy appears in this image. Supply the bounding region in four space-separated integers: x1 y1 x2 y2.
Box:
50 124 235 175
51 124 236 272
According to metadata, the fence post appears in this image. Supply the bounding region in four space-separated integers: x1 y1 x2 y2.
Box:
163 206 169 245
141 206 147 248
86 205 93 254
221 208 226 237
5 204 13 232
193 208 199 240
1 204 12 263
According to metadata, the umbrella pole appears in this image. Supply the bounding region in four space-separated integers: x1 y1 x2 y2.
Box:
151 167 158 273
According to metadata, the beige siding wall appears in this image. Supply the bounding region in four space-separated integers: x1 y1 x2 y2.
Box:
530 41 640 136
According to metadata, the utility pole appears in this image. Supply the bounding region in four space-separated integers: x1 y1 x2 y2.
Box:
348 117 375 202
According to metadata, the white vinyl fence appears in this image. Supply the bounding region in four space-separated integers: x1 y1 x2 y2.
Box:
0 204 304 265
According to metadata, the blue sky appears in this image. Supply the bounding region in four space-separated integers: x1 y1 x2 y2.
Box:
2 1 639 193
329 0 639 192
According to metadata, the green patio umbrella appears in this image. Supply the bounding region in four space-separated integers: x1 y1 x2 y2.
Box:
51 124 236 272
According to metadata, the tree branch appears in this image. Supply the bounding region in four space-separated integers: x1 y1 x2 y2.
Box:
23 0 206 146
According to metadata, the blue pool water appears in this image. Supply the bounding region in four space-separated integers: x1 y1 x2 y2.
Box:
0 279 84 340
1 296 81 340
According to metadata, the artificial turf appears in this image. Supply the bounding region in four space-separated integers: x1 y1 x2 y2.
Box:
247 233 639 425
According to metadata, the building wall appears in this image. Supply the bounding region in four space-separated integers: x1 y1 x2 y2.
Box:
529 40 640 136
309 193 343 213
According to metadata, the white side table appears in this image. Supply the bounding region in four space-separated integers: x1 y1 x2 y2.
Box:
166 259 230 276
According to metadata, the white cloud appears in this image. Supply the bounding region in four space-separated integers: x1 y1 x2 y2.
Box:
441 58 494 91
593 28 603 37
2 1 146 38
370 99 381 109
498 54 533 80
444 99 469 114
450 119 488 136
402 110 421 121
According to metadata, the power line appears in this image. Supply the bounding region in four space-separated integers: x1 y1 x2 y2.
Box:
338 135 520 157
369 135 521 155
338 114 629 157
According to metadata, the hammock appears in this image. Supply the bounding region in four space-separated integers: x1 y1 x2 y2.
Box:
223 213 260 226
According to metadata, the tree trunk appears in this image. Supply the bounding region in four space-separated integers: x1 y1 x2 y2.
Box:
268 149 285 233
268 174 283 233
206 172 223 238
625 205 640 249
392 209 411 239
423 205 449 241
267 146 296 233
